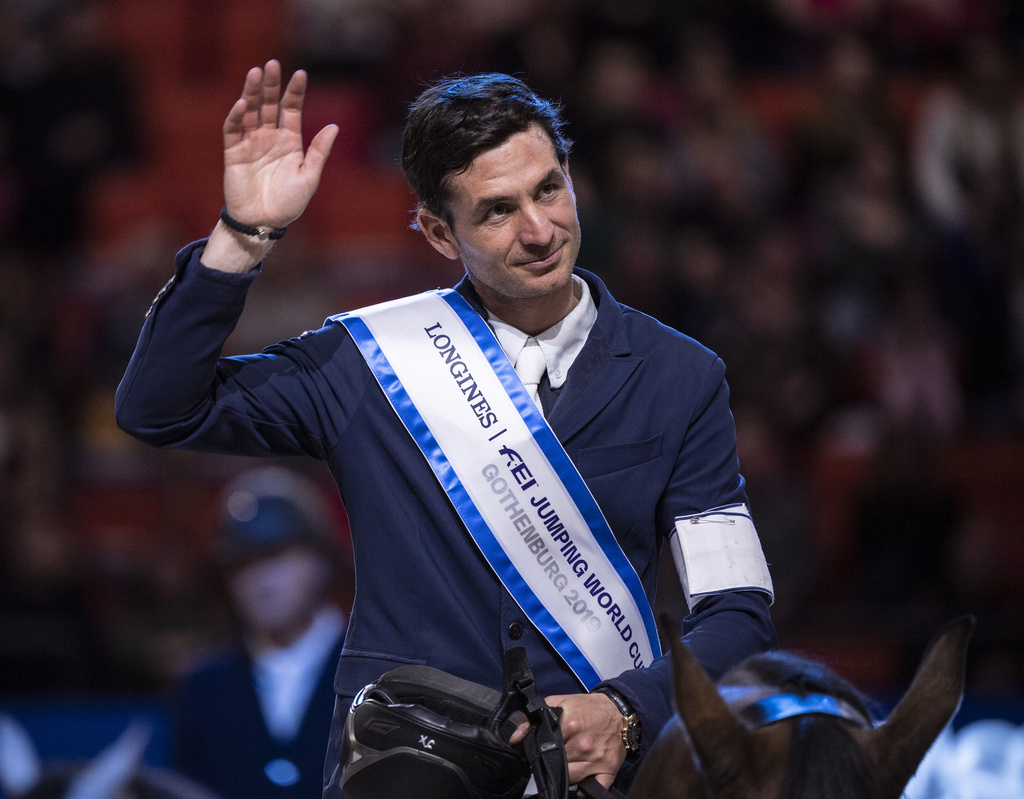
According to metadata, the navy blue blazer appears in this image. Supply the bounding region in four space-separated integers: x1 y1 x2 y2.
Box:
117 242 775 787
173 639 342 799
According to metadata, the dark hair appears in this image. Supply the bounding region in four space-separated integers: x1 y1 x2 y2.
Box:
401 73 572 226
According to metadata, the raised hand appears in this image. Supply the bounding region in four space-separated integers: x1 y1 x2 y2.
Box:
222 60 338 231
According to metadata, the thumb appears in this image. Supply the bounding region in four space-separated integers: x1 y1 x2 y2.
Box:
509 717 531 746
303 124 339 178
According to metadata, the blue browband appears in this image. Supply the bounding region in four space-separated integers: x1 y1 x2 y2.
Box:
739 694 872 729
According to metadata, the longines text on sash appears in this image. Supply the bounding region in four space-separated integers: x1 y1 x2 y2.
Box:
424 321 499 428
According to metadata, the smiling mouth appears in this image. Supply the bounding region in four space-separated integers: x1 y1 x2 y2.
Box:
517 243 563 268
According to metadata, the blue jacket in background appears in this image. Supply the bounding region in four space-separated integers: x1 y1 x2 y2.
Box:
173 639 342 799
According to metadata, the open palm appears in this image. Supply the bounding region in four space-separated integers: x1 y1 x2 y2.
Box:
222 60 338 230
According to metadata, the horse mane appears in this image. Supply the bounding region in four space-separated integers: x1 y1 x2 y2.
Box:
726 651 881 799
781 715 878 798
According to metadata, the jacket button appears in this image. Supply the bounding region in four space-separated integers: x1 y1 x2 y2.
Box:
508 621 523 640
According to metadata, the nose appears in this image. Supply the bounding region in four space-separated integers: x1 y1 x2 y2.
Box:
517 202 555 248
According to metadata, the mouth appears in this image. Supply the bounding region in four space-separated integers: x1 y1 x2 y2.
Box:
515 242 564 269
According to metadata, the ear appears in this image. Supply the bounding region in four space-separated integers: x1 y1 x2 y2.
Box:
416 207 461 261
640 614 761 795
865 615 974 799
664 614 752 763
0 713 43 796
64 721 151 799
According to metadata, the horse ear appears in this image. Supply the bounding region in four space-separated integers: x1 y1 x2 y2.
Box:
866 615 974 798
658 613 756 786
0 713 43 796
64 721 151 799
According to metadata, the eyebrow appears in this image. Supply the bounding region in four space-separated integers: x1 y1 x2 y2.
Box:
471 168 565 218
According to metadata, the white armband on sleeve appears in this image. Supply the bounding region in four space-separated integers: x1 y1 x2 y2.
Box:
669 503 774 612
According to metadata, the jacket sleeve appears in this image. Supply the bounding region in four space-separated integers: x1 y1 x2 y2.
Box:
115 240 360 460
599 591 775 787
595 354 776 789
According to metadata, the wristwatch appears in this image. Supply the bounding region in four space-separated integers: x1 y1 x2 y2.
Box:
596 687 642 758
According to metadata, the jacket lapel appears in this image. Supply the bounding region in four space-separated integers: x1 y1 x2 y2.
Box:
545 270 641 441
454 269 642 443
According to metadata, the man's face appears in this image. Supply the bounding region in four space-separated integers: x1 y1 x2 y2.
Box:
417 124 582 328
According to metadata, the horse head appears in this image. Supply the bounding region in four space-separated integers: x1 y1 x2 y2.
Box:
627 615 974 799
0 715 220 799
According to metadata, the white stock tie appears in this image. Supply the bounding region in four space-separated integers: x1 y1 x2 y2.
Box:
514 338 547 413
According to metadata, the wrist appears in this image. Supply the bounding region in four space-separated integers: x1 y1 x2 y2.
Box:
219 206 289 241
200 220 276 274
595 687 642 760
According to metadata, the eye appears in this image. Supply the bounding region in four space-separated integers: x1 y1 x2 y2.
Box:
485 203 510 220
538 177 567 203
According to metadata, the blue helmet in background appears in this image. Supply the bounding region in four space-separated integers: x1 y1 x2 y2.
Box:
216 466 337 567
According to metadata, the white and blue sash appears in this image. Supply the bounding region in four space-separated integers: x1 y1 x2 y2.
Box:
335 289 660 689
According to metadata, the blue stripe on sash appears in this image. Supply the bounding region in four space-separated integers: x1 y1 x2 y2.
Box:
342 310 604 687
441 290 661 664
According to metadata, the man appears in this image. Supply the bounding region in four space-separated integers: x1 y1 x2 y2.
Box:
116 61 776 795
173 466 347 799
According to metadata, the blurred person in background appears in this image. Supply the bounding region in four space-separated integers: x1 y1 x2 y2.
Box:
911 33 1024 425
0 0 139 261
0 254 104 693
793 30 905 208
666 25 786 245
172 466 347 799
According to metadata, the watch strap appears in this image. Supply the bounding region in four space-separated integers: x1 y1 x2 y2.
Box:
595 687 642 758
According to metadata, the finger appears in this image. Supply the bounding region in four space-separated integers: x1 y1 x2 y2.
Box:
223 97 250 147
279 68 309 131
239 66 263 131
544 695 575 733
260 59 282 127
302 124 339 178
566 759 616 788
508 718 530 746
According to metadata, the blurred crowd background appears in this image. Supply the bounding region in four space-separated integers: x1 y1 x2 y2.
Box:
2 0 1024 747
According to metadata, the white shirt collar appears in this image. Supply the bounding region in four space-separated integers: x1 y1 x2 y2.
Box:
251 604 347 741
487 275 598 389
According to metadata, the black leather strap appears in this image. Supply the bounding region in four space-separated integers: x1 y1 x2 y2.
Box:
220 206 288 240
595 687 632 718
577 777 622 799
487 647 568 799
